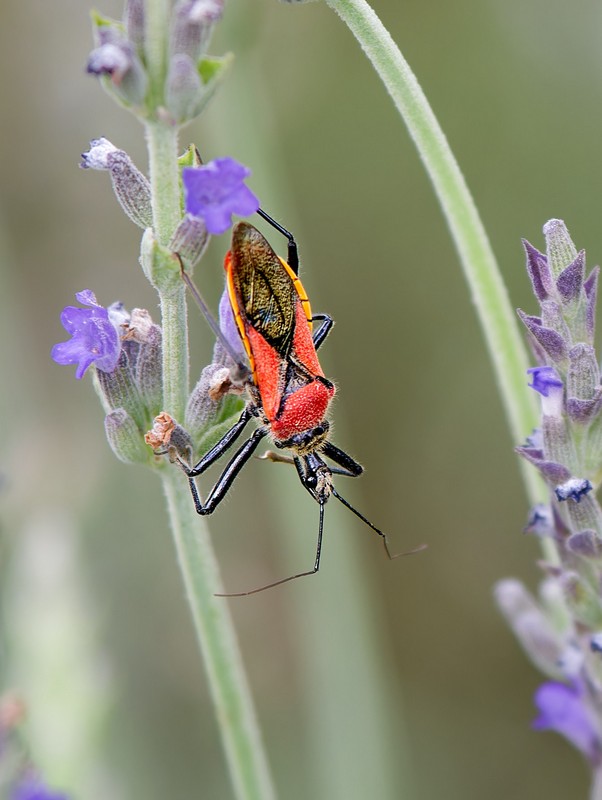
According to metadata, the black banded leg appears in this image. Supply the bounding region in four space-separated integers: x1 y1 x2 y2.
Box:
180 407 253 479
256 208 299 274
191 428 268 516
311 313 334 351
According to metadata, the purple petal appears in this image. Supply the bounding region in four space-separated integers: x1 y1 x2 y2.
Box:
52 290 121 379
527 366 563 397
533 681 600 763
183 157 260 235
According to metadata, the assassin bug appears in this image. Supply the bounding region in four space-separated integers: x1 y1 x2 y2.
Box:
177 211 418 596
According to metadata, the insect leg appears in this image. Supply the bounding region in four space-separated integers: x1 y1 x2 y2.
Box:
321 441 364 477
216 500 326 597
256 208 299 274
183 407 253 478
310 313 334 351
190 428 269 516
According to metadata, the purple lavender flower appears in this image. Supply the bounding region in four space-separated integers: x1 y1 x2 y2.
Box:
533 681 600 763
51 290 121 379
527 366 563 397
555 477 593 503
11 775 69 800
182 158 259 235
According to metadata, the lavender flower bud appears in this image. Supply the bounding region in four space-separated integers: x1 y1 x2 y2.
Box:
494 578 566 679
169 213 209 270
94 350 147 431
104 409 150 464
123 309 163 417
170 0 224 62
81 138 152 229
566 344 602 423
166 54 204 124
185 360 244 449
543 219 579 283
87 16 148 107
566 529 602 560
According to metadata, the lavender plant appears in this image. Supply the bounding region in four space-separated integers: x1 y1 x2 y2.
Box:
496 220 602 794
51 3 274 799
43 0 596 794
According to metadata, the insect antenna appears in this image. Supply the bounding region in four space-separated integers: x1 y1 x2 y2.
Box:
215 501 326 597
331 488 426 560
179 263 249 379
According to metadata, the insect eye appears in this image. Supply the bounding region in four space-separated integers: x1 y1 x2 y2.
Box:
306 474 318 489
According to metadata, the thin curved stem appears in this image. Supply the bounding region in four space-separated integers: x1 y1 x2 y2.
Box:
325 0 557 561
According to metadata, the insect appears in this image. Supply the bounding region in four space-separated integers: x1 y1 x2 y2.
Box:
178 211 417 595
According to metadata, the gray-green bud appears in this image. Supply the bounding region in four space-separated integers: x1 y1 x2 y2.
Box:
81 138 152 229
105 409 150 464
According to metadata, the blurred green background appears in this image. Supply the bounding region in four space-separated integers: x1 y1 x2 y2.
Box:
2 0 602 798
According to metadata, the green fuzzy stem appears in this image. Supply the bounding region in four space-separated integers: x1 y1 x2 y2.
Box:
146 121 189 420
142 3 276 796
325 0 557 561
144 0 169 108
161 470 276 800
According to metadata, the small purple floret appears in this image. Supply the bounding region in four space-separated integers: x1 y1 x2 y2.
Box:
11 775 69 800
527 366 563 397
555 478 593 504
183 158 260 235
533 681 600 763
51 290 121 379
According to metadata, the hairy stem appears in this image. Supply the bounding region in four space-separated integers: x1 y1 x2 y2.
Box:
161 471 276 800
143 2 276 796
325 0 556 560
